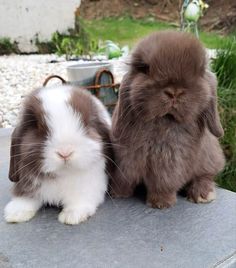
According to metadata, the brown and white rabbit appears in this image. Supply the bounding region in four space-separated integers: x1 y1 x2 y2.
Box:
110 31 225 208
4 85 113 224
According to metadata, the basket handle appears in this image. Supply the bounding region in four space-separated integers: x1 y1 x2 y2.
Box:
43 75 67 87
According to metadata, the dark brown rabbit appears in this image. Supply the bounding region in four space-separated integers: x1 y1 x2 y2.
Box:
110 31 225 208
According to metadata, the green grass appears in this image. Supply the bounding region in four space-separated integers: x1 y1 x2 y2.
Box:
85 16 233 49
86 17 174 47
199 31 234 49
217 86 236 192
212 39 236 192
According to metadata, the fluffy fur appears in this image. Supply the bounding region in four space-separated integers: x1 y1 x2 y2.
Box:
110 31 225 208
4 85 113 224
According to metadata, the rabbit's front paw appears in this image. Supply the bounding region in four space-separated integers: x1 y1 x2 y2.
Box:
187 180 216 204
4 198 40 223
188 189 216 204
58 206 96 225
147 192 177 209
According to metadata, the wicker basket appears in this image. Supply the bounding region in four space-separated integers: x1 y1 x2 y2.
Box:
43 68 120 114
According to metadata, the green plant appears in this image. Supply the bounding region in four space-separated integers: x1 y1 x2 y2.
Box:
34 17 99 58
0 38 19 55
212 38 236 192
35 35 57 54
51 18 98 59
212 39 236 88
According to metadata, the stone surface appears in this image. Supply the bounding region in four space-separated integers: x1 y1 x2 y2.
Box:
0 128 235 268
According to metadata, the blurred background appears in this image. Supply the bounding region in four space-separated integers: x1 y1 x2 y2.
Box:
0 0 235 192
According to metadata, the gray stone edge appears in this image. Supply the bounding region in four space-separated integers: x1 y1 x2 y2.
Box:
214 251 236 268
0 128 13 137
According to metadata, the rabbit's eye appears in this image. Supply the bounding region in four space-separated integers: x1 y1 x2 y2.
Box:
23 108 46 132
137 63 149 74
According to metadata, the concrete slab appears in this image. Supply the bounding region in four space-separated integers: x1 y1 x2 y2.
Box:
0 128 236 268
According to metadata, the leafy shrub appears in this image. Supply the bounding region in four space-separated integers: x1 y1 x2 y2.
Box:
35 35 57 54
0 38 19 55
34 17 98 58
212 38 236 192
51 18 98 59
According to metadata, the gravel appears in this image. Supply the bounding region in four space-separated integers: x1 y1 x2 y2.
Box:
0 54 127 128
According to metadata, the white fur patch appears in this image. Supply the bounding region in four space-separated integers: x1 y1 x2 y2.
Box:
58 205 96 225
4 197 41 223
38 85 84 138
39 86 103 173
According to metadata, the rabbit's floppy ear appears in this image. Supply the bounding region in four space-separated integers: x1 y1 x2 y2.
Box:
203 97 224 138
112 73 132 138
9 127 22 182
202 70 224 138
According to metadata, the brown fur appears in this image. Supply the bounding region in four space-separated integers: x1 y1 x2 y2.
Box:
70 89 114 173
9 94 48 196
110 31 225 208
70 89 93 127
9 86 114 197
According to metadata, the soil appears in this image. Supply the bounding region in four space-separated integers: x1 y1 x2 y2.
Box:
79 0 236 34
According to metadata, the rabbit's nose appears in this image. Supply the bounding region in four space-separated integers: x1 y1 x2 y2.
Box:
57 150 74 160
165 89 184 98
164 89 174 98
